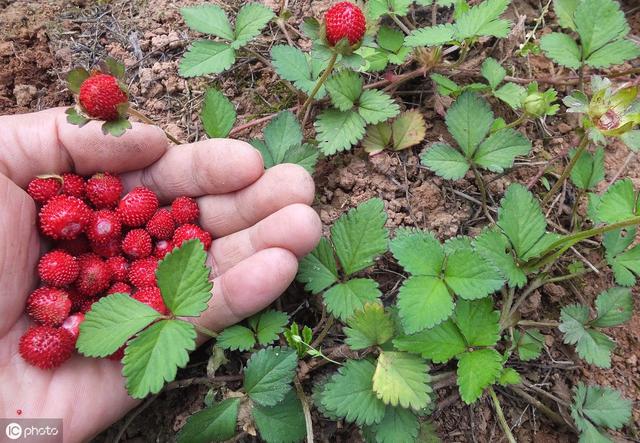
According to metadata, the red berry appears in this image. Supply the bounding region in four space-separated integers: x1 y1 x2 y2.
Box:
19 326 75 370
91 236 121 258
26 287 72 327
27 177 62 204
324 2 366 46
146 209 175 239
86 172 123 209
173 224 212 250
39 195 91 240
75 254 111 296
78 73 128 121
37 250 79 287
57 236 91 256
117 187 159 227
67 289 88 313
61 313 85 343
107 282 132 296
107 345 126 362
154 239 174 259
86 210 122 244
132 287 168 314
61 173 86 199
79 298 98 314
122 229 152 259
107 256 129 282
171 197 200 225
128 257 158 288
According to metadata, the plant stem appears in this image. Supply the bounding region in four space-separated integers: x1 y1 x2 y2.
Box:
127 107 181 145
471 164 494 223
499 287 515 330
489 388 516 443
294 377 314 443
542 133 589 205
297 52 338 119
518 320 559 328
390 13 412 35
497 113 527 132
504 277 544 327
543 269 590 284
194 324 219 339
508 386 573 430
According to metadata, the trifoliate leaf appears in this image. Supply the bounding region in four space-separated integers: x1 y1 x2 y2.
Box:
181 5 234 40
574 0 629 57
390 228 444 276
474 228 527 288
345 303 395 350
553 0 579 30
179 40 235 77
320 359 386 425
456 349 503 404
391 110 427 150
315 109 367 155
592 287 633 327
331 198 389 275
454 0 511 40
481 58 506 89
362 122 393 154
444 248 504 299
77 293 161 357
357 89 400 125
297 237 338 294
586 39 640 68
473 128 532 173
560 304 615 368
493 82 527 109
323 278 382 321
570 147 605 190
244 347 298 406
232 3 275 49
394 319 466 363
445 92 494 157
157 240 212 317
404 24 456 47
372 351 432 410
397 276 454 333
453 299 500 347
123 319 196 398
271 45 324 97
365 406 419 443
326 70 363 111
513 329 545 361
420 143 470 180
177 398 240 443
540 33 582 69
217 325 256 351
249 309 289 345
594 179 639 223
201 88 236 138
253 390 306 443
571 383 632 433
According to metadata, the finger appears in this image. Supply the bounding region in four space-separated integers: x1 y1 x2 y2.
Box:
120 139 264 203
0 108 168 188
195 248 299 332
209 204 321 276
198 164 315 238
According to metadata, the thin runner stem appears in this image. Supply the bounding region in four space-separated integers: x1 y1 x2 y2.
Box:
297 52 338 119
489 388 516 443
127 108 181 145
542 134 588 205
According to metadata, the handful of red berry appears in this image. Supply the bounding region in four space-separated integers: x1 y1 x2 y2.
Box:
20 172 213 370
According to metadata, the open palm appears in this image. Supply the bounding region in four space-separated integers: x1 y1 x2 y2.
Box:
0 109 321 442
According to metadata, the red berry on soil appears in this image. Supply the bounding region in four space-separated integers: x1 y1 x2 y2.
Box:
19 326 75 370
61 173 85 199
107 256 129 282
86 209 122 245
61 313 85 343
132 287 168 315
86 172 123 209
26 287 72 327
27 177 62 204
57 236 91 256
324 2 366 46
122 229 152 259
173 224 212 250
146 209 175 239
154 239 174 259
37 250 79 287
90 236 121 258
128 257 158 288
107 281 132 296
117 187 159 227
78 73 128 121
39 195 91 240
75 254 111 296
171 196 200 225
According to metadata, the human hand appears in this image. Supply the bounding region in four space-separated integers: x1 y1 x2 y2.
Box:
0 108 321 442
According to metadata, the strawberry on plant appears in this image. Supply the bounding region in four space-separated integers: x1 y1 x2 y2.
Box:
128 257 158 288
38 250 80 287
117 186 159 227
61 173 86 199
26 287 72 327
171 197 200 225
79 73 128 122
19 326 75 370
86 172 123 209
27 176 62 204
324 2 366 47
61 313 85 343
107 282 132 296
39 195 92 240
86 210 122 245
154 239 174 259
106 256 129 282
75 254 112 296
146 209 176 239
132 287 168 315
122 229 152 259
173 224 212 250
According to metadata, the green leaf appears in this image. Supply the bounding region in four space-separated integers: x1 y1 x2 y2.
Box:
156 240 212 317
271 45 324 97
390 228 444 276
181 5 234 40
366 407 419 443
481 58 506 89
372 351 432 410
331 198 389 275
201 88 236 138
454 0 511 40
394 318 466 363
603 227 635 257
454 299 500 347
253 390 306 443
553 0 579 30
357 89 400 125
179 40 235 77
474 228 527 288
574 0 629 57
404 24 456 47
362 122 393 154
585 39 640 68
250 309 289 345
560 304 615 368
66 107 90 127
320 359 386 425
444 248 504 299
232 3 275 49
244 347 298 406
323 279 382 321
67 68 89 94
514 329 545 361
621 130 640 151
391 110 427 150
609 244 640 287
456 349 503 404
445 92 494 157
263 111 303 161
345 303 395 350
77 293 161 358
101 118 132 137
498 367 522 386
570 147 605 190
420 143 470 180
571 383 632 433
493 82 527 109
430 73 461 97
592 287 633 327
217 325 256 351
540 33 582 69
177 398 240 443
315 109 367 155
473 128 532 173
397 276 453 333
123 319 196 398
297 237 338 294
595 179 638 223
378 26 405 52
326 70 363 111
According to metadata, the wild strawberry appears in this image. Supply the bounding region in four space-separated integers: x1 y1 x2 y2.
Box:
57 236 90 256
91 236 121 258
61 313 85 343
122 229 152 259
61 173 85 199
132 287 168 315
75 254 111 296
39 195 91 240
26 287 72 327
173 224 212 250
324 2 366 46
37 250 79 287
107 256 129 282
27 176 62 204
86 172 123 209
107 345 126 362
107 281 132 296
171 197 199 225
146 209 175 239
117 187 159 227
79 73 128 121
67 288 88 313
128 257 158 288
19 326 75 369
154 239 174 259
86 210 121 245
79 298 98 314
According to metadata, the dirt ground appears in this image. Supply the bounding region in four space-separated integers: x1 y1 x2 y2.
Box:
1 0 638 441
